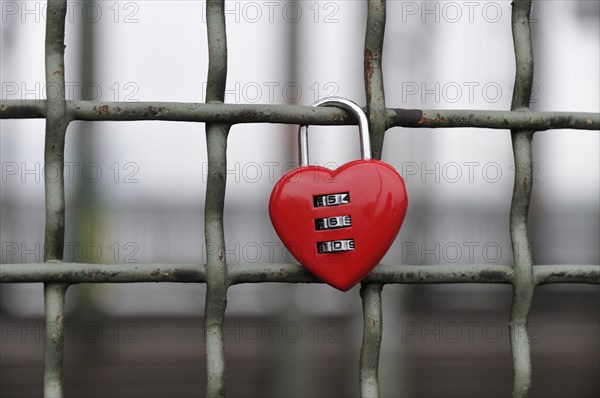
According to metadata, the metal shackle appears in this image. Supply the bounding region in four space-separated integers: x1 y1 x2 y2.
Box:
298 97 372 167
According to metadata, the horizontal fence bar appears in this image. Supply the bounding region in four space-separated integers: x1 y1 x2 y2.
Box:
534 264 600 285
396 109 598 130
1 100 598 131
0 262 206 283
2 262 598 285
230 263 514 284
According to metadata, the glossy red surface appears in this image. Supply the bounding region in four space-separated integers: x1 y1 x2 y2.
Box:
269 159 408 291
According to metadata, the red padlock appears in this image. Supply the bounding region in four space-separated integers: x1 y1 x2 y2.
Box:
269 98 408 291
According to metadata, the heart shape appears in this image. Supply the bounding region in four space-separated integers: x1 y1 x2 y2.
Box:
269 159 408 291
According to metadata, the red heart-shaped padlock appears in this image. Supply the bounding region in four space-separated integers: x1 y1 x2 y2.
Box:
269 159 407 291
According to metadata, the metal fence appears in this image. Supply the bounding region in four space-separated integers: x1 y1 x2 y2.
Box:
1 0 599 397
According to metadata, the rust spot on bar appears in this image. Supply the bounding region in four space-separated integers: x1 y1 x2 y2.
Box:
94 105 110 116
364 49 374 101
328 111 344 122
146 106 159 117
523 177 528 190
419 113 446 126
150 269 160 276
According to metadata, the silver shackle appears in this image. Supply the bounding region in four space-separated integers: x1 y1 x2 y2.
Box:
298 97 372 167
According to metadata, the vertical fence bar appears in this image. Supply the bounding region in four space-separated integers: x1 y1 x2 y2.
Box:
43 0 69 397
360 1 386 397
359 284 384 398
509 1 535 397
364 0 387 160
203 1 230 397
44 283 67 398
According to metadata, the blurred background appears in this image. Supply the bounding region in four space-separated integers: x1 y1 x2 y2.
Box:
1 1 599 397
